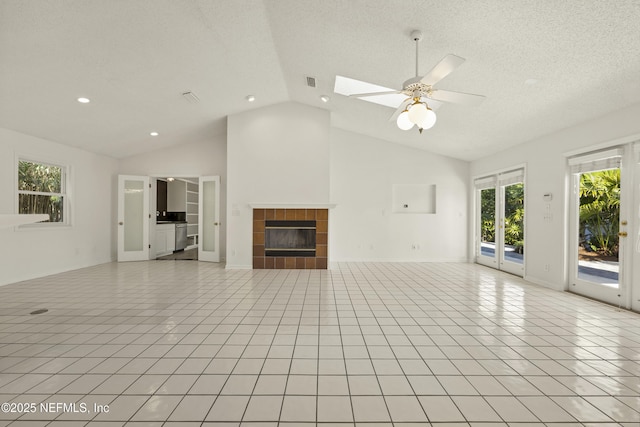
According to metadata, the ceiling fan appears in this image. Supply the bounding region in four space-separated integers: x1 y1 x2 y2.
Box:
335 30 485 133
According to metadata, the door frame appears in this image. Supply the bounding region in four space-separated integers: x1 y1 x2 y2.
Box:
567 145 633 308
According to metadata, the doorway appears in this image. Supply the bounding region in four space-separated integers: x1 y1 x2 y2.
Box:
475 168 526 276
117 174 220 263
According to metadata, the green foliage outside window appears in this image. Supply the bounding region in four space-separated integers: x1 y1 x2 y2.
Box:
579 169 620 256
18 160 65 223
480 184 524 253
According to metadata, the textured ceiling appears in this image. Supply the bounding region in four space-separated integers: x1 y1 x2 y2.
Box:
1 0 640 161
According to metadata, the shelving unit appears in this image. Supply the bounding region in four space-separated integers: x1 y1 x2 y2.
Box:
185 179 199 248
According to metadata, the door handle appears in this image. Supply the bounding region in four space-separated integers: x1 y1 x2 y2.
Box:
214 222 220 226
618 231 628 237
119 222 123 225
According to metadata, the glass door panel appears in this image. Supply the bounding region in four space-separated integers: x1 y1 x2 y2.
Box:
198 176 220 262
117 175 149 262
477 188 497 267
575 169 620 288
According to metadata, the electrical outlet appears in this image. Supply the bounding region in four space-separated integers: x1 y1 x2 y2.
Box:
544 264 550 271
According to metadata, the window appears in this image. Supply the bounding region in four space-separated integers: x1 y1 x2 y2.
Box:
17 159 68 224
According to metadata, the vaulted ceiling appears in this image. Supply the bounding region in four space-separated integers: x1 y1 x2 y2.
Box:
1 0 640 161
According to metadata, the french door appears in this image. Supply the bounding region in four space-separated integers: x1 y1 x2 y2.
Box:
475 169 525 276
117 175 150 261
569 148 629 306
198 176 221 262
118 175 221 263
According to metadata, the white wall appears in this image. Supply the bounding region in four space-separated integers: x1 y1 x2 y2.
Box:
119 135 227 260
0 128 118 286
330 128 469 262
470 102 640 292
226 102 331 268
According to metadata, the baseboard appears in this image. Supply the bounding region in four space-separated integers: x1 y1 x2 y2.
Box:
224 264 252 270
523 275 563 291
330 257 469 263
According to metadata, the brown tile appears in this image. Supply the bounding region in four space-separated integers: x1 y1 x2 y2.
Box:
305 209 316 220
253 209 265 220
253 245 265 257
253 232 264 245
316 232 328 245
285 209 296 220
316 245 327 257
316 258 327 269
265 209 276 220
253 257 265 269
253 220 264 232
295 258 305 269
317 220 328 233
317 209 328 220
275 257 285 269
295 209 306 220
305 258 316 269
275 209 285 220
285 257 296 269
265 257 275 269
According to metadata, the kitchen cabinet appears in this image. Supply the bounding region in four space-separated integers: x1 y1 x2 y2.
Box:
156 223 175 256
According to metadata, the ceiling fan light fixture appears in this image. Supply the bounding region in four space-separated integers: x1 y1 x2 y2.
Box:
418 107 437 130
396 110 414 130
407 101 427 124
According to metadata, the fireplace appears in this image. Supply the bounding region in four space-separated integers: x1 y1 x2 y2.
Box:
253 208 327 269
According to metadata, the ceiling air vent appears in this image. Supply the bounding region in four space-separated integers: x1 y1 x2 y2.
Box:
181 91 200 104
305 76 317 88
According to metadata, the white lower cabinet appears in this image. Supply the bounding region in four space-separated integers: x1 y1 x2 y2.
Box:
156 223 175 257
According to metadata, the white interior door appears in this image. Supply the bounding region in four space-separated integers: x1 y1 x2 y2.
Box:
117 175 150 262
568 148 627 307
198 176 220 262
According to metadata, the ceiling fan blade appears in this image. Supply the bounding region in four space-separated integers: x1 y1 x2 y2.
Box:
388 98 412 122
429 89 485 106
350 90 403 98
420 54 465 85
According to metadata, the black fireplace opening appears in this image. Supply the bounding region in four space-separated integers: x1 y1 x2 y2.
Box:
265 220 316 257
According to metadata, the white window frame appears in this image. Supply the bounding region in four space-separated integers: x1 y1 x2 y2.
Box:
16 157 71 227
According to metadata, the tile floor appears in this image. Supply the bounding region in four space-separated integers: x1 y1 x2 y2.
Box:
0 261 639 426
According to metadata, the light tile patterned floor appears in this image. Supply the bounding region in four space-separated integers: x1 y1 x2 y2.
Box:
0 261 639 426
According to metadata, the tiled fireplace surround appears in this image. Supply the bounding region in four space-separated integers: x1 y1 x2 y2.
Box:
253 208 328 269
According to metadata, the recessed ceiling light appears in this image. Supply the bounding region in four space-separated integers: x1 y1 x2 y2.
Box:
524 79 538 86
246 95 256 102
320 95 330 103
150 131 159 136
77 97 90 103
166 177 175 182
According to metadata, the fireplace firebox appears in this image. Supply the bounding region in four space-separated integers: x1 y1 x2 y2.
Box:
265 220 316 257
